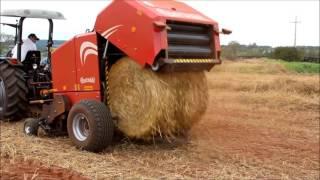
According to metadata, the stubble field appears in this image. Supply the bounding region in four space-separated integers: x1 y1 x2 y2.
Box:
0 59 319 179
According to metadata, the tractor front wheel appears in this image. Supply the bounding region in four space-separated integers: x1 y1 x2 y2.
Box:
23 118 39 136
67 100 114 152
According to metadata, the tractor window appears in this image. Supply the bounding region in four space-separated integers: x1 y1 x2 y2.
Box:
0 17 17 57
22 18 50 60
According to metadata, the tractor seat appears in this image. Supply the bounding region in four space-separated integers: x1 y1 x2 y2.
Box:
23 50 41 71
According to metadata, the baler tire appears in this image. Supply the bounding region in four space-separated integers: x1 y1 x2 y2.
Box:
67 100 114 152
0 62 28 120
151 61 160 72
23 118 39 136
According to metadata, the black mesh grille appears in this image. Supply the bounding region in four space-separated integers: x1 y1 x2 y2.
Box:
167 21 213 59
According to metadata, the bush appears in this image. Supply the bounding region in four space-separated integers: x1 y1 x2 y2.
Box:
221 41 240 60
272 47 303 62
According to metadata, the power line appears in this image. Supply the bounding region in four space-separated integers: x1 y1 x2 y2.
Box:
290 16 301 47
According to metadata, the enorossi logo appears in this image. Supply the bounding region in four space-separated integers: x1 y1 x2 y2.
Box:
80 41 98 66
80 77 96 84
79 25 122 66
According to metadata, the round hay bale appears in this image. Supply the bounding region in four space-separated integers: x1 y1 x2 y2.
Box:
108 57 208 140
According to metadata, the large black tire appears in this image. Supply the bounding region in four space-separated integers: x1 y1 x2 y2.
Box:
67 100 114 152
0 62 28 120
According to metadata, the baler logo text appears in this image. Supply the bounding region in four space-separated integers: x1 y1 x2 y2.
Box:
80 77 96 84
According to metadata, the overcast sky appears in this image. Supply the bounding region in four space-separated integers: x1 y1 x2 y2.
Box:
0 0 319 47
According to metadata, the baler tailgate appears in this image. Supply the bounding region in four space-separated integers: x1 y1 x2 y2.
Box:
167 21 213 59
160 21 216 72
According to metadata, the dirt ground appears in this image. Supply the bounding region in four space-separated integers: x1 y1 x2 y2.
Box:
0 59 319 179
0 158 89 180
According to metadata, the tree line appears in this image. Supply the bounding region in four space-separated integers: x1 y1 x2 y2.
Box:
222 41 320 63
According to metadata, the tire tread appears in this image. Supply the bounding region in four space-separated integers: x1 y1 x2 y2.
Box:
0 63 28 120
67 100 114 152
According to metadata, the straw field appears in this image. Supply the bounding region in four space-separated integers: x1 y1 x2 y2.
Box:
0 58 319 179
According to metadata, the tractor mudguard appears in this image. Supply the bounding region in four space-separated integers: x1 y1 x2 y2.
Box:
0 58 23 67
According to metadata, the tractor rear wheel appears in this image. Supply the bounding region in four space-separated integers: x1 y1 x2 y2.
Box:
67 100 114 152
0 62 28 120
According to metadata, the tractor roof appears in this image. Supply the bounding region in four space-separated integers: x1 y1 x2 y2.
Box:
1 9 65 20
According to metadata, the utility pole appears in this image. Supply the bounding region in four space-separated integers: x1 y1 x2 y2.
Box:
290 16 301 47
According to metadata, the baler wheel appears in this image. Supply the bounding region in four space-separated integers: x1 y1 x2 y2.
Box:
0 62 28 120
23 118 39 136
67 100 114 152
150 61 160 72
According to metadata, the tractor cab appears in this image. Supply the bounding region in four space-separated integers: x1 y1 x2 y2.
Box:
0 9 65 119
0 9 65 66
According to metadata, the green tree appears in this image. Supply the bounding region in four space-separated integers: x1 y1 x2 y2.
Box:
0 33 15 56
222 41 240 60
272 47 303 62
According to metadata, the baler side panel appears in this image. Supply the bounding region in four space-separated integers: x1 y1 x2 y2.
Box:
74 33 101 92
51 34 102 105
213 24 221 59
51 39 77 93
94 0 166 66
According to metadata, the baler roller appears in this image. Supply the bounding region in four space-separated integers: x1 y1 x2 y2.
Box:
168 45 212 58
168 24 208 34
168 33 210 46
166 21 213 61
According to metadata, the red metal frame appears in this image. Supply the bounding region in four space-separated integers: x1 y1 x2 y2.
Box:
51 0 221 105
94 0 221 66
